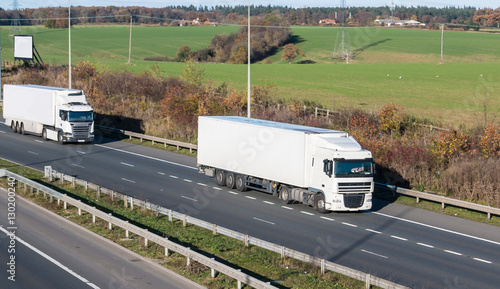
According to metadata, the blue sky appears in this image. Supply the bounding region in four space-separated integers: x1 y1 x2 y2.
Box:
2 0 498 10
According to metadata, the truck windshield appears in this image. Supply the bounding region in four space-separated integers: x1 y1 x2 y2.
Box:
68 111 93 122
334 160 373 177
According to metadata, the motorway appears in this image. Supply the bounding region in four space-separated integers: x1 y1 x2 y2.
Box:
1 124 500 288
0 187 206 289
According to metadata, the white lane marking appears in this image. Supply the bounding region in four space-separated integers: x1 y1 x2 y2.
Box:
253 217 275 225
281 206 293 210
301 211 314 216
0 227 101 289
263 201 275 205
197 183 207 187
120 162 134 167
95 144 197 170
0 131 5 133
473 258 492 264
342 222 357 228
121 178 136 184
321 216 335 221
157 172 165 175
444 250 463 256
417 242 434 248
391 235 408 241
213 187 223 191
183 179 192 183
361 249 388 259
169 175 179 179
181 196 197 202
72 164 85 169
366 229 382 234
227 191 238 195
245 196 256 200
76 151 86 155
28 151 39 155
34 139 43 143
371 211 500 246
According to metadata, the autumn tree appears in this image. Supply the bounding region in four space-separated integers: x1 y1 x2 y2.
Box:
176 45 192 62
281 43 305 64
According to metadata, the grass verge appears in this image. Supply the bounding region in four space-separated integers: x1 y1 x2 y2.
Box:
0 158 368 289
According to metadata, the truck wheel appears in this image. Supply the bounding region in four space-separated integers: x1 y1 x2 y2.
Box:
42 128 48 141
20 123 25 135
15 122 19 133
235 174 247 192
279 186 292 204
215 170 226 186
226 172 236 189
58 131 65 144
314 194 328 214
11 121 16 133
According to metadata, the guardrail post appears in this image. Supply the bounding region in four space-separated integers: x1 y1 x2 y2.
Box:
152 139 155 146
441 202 445 210
23 183 27 192
78 200 82 216
213 224 217 235
416 196 420 204
144 237 148 248
183 214 187 227
210 258 216 278
165 246 169 257
36 188 39 196
50 195 53 203
60 173 64 184
72 177 75 188
84 181 88 191
244 234 249 247
130 197 134 210
30 186 33 194
63 199 66 209
176 145 180 151
140 137 143 143
168 210 172 222
124 195 127 208
237 270 242 289
125 221 129 238
365 274 371 289
281 246 285 258
321 259 325 275
488 212 491 220
92 207 96 223
96 186 100 199
108 213 112 230
186 248 191 266
110 190 114 202
315 107 318 117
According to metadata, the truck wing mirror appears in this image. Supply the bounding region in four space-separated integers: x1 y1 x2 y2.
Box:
323 159 333 178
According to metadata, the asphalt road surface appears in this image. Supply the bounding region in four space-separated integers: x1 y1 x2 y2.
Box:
0 187 205 289
0 124 499 288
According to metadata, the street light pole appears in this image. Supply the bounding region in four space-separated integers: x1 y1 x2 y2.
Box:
68 1 72 89
247 3 251 119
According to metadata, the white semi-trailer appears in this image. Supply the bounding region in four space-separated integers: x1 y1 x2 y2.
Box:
197 116 374 213
3 84 94 143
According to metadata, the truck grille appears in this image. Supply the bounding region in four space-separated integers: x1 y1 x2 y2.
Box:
344 194 365 208
338 182 371 193
72 125 90 139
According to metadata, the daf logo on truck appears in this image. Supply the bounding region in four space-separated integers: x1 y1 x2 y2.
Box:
3 85 94 144
197 116 375 213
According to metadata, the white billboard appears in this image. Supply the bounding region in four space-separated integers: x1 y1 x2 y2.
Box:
14 35 34 60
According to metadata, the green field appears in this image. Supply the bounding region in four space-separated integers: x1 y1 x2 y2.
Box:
1 25 499 126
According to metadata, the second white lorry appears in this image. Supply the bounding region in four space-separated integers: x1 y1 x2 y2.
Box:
3 84 94 143
197 116 374 213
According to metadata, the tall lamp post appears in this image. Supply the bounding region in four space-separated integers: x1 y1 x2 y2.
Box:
68 1 72 89
247 4 251 119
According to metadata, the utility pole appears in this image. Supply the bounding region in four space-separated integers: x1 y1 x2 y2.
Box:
333 0 351 63
247 3 251 119
126 15 132 65
391 0 394 24
440 24 444 64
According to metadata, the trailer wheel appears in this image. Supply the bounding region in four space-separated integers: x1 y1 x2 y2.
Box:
11 121 16 133
20 123 25 135
314 194 328 214
215 170 226 186
15 122 19 133
226 172 236 189
279 185 292 204
235 174 247 192
42 128 48 141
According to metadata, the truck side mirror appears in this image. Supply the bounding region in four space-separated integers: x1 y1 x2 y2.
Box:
323 159 333 178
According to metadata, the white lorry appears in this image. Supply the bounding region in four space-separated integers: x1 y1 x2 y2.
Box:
197 116 374 213
3 84 94 143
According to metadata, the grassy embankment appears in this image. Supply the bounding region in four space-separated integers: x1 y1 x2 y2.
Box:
1 25 499 126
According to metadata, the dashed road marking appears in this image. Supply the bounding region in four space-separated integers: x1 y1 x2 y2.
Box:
444 250 462 256
301 211 314 216
253 217 275 225
76 151 86 154
28 151 39 155
227 191 238 195
320 216 335 221
157 172 165 175
183 179 192 183
391 235 408 241
245 196 256 200
34 139 43 143
281 206 293 210
361 249 388 259
197 183 207 187
366 229 382 234
121 178 136 183
120 162 134 167
417 242 434 248
181 196 197 202
263 201 275 205
342 222 357 228
473 258 492 264
213 187 222 191
72 164 85 169
169 175 179 179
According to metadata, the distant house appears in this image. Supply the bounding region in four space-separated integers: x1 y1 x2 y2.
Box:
319 19 336 25
374 19 425 27
204 20 219 26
